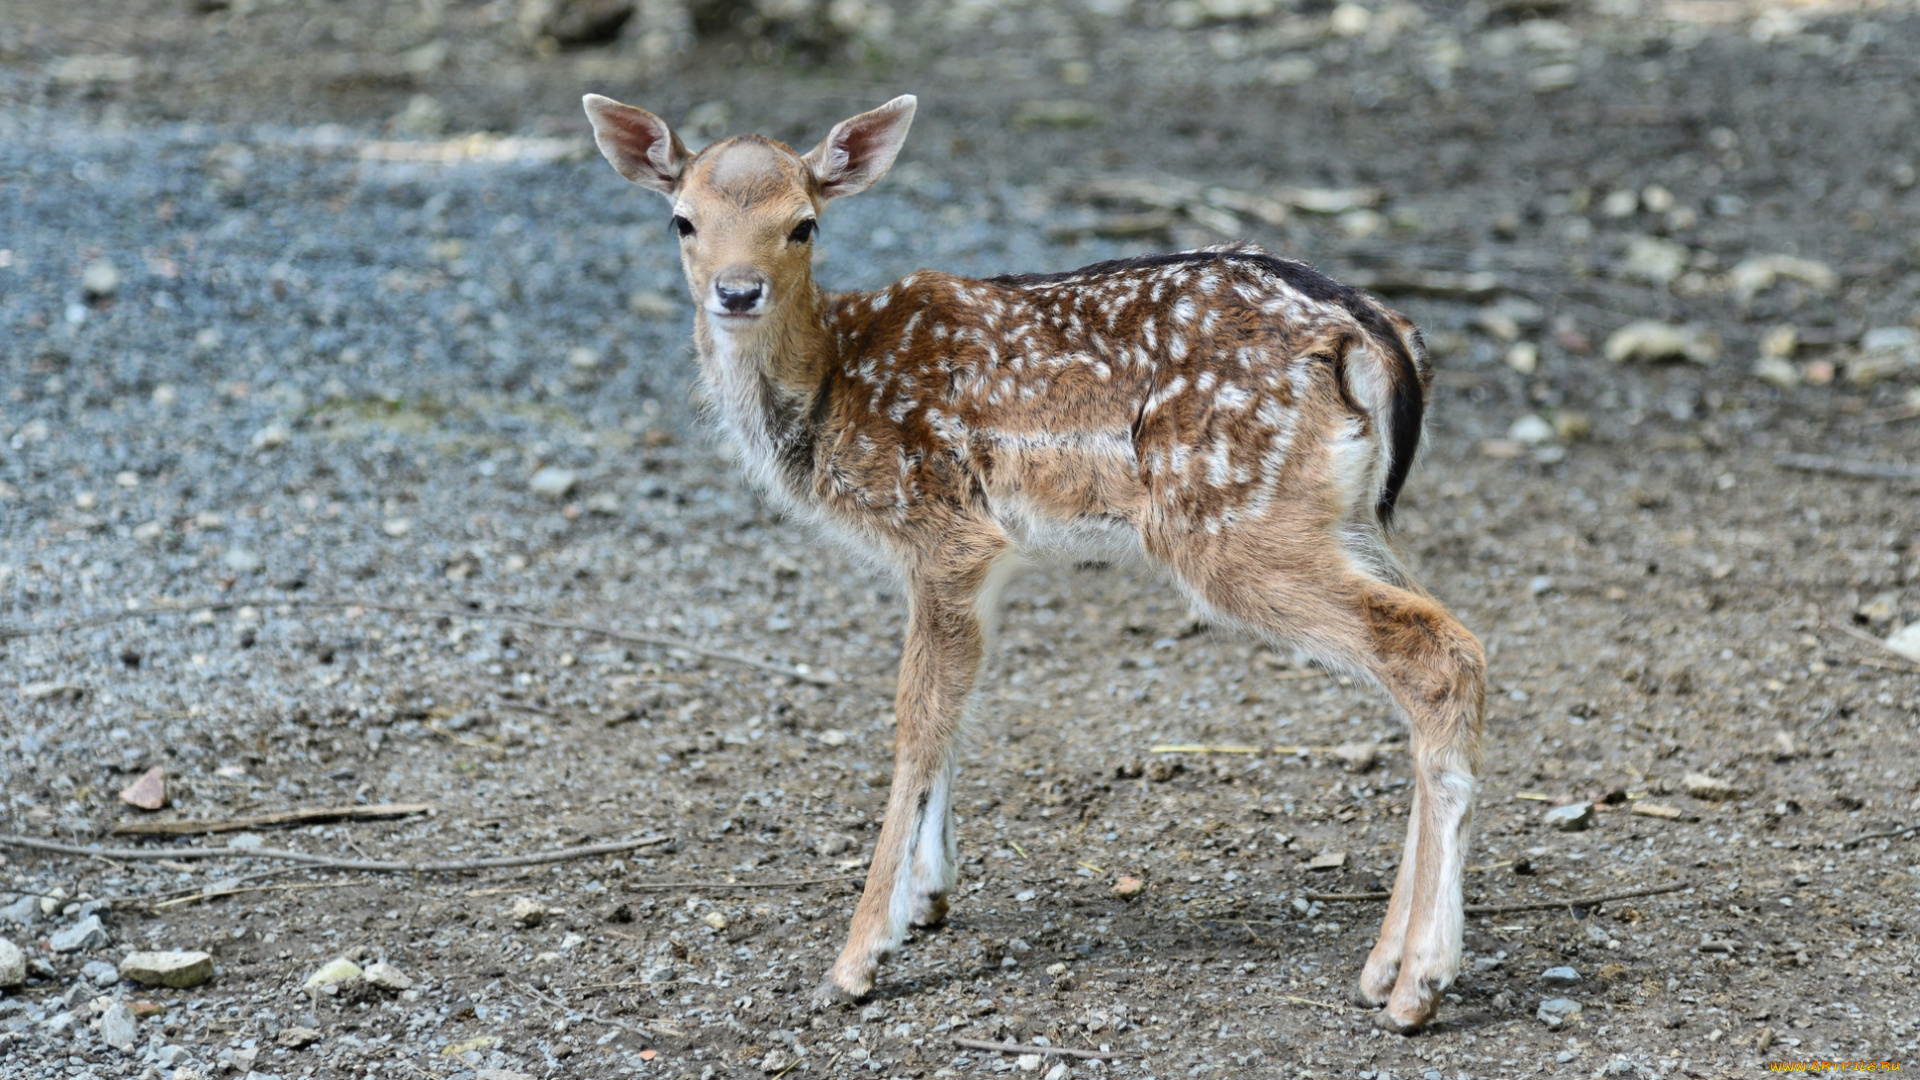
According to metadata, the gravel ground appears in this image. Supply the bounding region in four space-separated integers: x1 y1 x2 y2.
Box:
4 2 1920 1078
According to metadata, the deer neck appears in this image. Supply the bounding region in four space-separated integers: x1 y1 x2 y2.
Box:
691 277 837 496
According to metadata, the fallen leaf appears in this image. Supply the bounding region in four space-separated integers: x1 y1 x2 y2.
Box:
441 1035 500 1057
1682 772 1740 801
120 766 167 810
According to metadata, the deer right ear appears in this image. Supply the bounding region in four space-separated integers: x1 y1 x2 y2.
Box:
582 94 689 195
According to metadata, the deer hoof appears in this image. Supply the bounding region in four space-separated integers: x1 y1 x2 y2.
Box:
1373 1008 1430 1035
910 894 949 928
1356 956 1400 1007
811 976 868 1010
1379 980 1440 1034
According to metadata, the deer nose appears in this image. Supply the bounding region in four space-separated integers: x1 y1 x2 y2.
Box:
717 283 762 312
712 268 770 315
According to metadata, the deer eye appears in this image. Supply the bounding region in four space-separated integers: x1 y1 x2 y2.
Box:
671 215 695 238
787 219 817 244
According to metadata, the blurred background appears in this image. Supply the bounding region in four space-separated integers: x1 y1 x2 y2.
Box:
2 1 1918 1076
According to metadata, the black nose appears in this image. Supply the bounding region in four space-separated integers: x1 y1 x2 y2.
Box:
716 283 763 313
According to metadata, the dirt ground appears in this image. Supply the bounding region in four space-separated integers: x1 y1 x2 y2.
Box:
2 1 1919 1078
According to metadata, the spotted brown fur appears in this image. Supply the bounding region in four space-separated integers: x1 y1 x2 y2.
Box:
583 91 1486 1032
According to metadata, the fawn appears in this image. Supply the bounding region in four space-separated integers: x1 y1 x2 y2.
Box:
582 92 1486 1032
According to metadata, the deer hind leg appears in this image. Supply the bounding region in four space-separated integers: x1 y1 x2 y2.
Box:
821 546 1005 1002
1358 781 1421 1006
1355 582 1484 1032
1175 550 1484 1033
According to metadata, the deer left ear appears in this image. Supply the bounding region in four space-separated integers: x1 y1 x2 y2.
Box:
803 95 917 201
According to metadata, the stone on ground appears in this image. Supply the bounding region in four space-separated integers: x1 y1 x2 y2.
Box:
120 950 215 988
49 915 108 953
0 937 24 986
98 1001 137 1051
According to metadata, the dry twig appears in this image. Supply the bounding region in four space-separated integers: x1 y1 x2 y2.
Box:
953 1038 1128 1061
1283 995 1367 1011
1774 452 1920 482
0 595 835 686
1303 880 1694 914
1844 824 1917 848
518 982 683 1038
153 880 360 910
0 833 671 873
1819 618 1920 671
1463 880 1693 915
110 803 433 837
622 874 863 892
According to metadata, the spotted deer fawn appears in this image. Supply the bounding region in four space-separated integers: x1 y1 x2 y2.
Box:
582 92 1486 1032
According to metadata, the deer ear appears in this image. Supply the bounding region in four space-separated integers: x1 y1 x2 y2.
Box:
583 94 689 195
803 95 916 201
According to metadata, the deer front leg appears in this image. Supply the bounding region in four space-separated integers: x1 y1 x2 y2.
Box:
1358 785 1421 1006
907 755 958 928
822 568 990 1003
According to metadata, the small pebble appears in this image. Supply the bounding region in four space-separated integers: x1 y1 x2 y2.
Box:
97 1000 137 1051
1507 414 1556 446
0 937 25 986
81 959 120 986
1543 802 1594 832
1333 742 1378 773
528 467 577 500
1540 965 1581 986
1504 341 1539 374
223 547 264 574
1751 355 1800 388
511 897 546 927
1885 623 1920 664
1 894 38 926
363 961 413 991
1537 996 1582 1029
49 915 108 953
1621 235 1688 284
118 765 167 810
250 422 291 450
81 258 120 299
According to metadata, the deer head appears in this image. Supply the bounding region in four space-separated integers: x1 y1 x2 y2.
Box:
582 93 917 331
